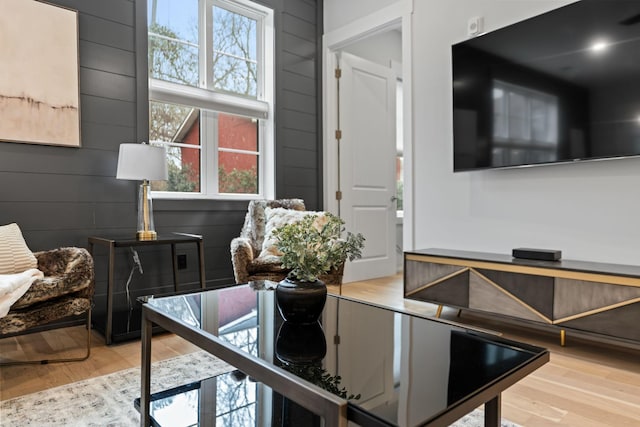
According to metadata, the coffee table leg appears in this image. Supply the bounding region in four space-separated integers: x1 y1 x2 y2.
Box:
485 394 501 427
140 311 152 427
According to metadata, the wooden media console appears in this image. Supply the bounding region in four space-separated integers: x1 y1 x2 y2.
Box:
404 248 640 345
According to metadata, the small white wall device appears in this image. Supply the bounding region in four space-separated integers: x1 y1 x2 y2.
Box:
467 16 484 36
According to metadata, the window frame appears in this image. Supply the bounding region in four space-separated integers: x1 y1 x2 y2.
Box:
492 80 559 146
148 0 274 201
491 80 559 166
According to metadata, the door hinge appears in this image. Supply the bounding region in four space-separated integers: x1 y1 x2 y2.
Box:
335 129 342 140
335 67 342 79
334 335 341 345
335 191 342 201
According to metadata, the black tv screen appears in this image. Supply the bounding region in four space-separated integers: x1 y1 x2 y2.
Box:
452 0 640 171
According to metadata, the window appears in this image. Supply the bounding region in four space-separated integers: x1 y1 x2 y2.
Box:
492 80 559 166
147 0 274 199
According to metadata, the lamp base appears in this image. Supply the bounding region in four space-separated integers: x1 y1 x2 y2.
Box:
136 180 157 241
137 230 157 240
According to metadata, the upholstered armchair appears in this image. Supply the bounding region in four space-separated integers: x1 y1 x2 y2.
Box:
0 246 95 365
230 199 344 286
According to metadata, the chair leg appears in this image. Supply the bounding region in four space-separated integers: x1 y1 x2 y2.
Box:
0 309 92 366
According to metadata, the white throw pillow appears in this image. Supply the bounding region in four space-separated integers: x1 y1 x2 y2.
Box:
260 207 326 258
0 223 38 274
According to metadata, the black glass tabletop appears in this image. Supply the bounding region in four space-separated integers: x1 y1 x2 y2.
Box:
134 370 323 427
142 283 548 426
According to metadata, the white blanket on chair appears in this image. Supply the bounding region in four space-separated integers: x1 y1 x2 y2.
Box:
0 268 44 318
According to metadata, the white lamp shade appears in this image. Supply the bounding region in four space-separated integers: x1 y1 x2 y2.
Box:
116 143 168 181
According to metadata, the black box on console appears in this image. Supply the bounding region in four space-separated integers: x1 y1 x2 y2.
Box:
512 248 561 261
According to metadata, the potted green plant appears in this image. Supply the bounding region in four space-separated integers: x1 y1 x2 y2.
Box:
272 212 365 323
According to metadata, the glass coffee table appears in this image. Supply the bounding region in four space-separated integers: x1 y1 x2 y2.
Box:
138 283 549 426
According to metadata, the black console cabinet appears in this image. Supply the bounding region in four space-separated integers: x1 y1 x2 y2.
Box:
89 233 206 344
404 248 640 345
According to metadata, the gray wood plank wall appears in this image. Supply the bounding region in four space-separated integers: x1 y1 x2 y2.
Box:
0 0 323 313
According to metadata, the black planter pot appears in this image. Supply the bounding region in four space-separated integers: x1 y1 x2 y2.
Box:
275 278 327 324
275 321 327 365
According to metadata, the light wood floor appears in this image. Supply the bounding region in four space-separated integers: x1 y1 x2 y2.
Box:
1 275 639 426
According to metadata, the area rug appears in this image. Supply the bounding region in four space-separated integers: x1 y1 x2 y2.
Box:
0 351 232 426
1 351 519 426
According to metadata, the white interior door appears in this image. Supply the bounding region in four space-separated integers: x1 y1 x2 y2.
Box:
334 299 395 408
338 52 397 282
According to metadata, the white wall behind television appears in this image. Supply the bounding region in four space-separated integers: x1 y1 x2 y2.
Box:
325 0 640 265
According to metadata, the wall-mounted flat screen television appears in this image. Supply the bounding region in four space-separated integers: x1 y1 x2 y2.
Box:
452 0 640 171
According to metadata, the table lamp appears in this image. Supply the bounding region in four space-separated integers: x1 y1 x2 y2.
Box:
116 143 168 240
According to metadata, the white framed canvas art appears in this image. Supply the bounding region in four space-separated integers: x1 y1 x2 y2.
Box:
0 0 80 147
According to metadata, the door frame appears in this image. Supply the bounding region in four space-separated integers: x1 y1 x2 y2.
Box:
322 0 415 254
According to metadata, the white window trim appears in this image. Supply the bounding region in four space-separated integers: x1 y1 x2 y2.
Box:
149 80 268 119
149 0 274 201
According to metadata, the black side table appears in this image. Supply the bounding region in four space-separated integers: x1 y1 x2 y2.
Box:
88 233 205 344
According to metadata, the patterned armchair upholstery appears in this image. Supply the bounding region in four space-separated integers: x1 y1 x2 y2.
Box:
0 247 94 365
230 199 343 286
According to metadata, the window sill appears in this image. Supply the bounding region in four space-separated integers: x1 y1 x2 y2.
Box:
153 198 250 212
